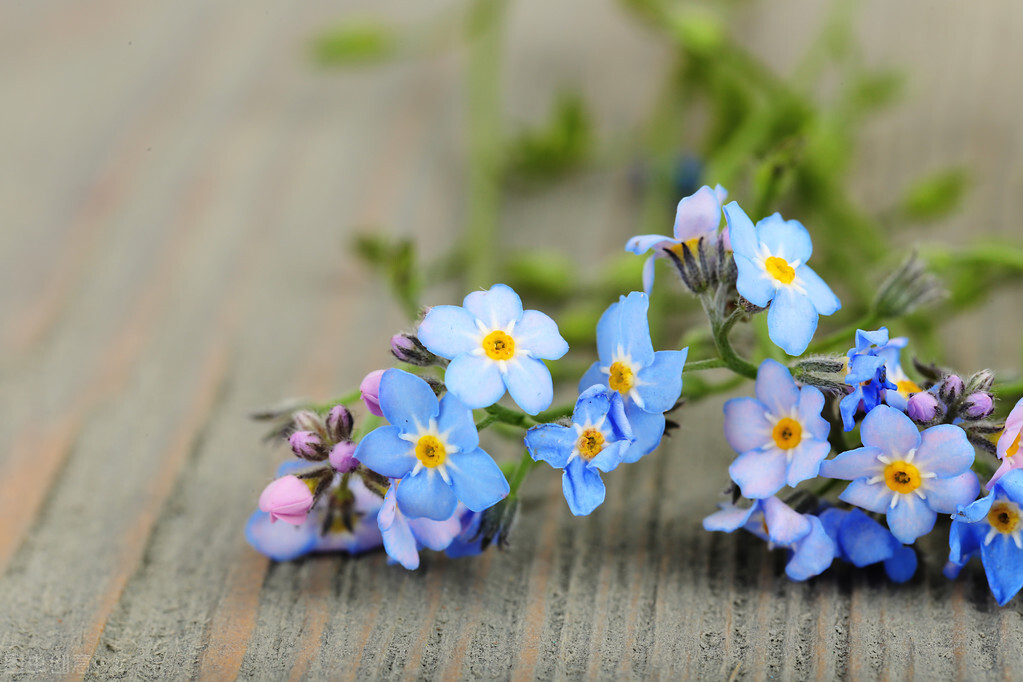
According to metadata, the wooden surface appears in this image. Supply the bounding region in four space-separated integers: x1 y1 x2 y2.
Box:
2 0 1023 679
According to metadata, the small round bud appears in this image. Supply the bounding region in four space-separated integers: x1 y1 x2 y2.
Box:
326 405 354 443
329 441 359 473
939 374 964 404
289 430 327 460
962 393 994 420
360 370 386 417
391 334 418 361
907 391 942 423
292 410 326 437
258 475 314 525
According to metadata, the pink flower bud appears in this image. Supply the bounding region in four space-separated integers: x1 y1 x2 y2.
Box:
258 475 314 525
391 334 418 362
963 392 994 419
329 441 359 473
326 405 354 443
289 430 326 460
360 369 386 417
907 391 940 423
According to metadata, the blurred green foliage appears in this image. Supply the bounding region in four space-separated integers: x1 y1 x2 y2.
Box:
311 21 396 65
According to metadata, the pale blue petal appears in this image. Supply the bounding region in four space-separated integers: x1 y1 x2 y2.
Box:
634 348 688 413
594 300 622 368
397 470 458 521
245 511 317 562
854 328 890 351
786 439 831 488
514 310 569 360
379 369 440 433
723 201 758 259
734 253 776 307
525 424 575 469
757 214 812 263
957 491 996 524
626 234 676 255
703 504 757 533
407 513 463 552
562 458 606 516
578 361 606 395
417 305 480 359
923 472 980 514
606 391 632 442
445 353 505 409
729 448 787 500
504 357 554 415
838 509 897 567
621 401 665 463
887 493 936 544
996 469 1023 502
914 424 974 476
767 287 818 356
819 446 883 481
797 265 841 316
354 425 416 478
614 292 655 368
447 447 510 512
588 440 627 473
754 359 799 417
981 535 1023 606
785 517 835 581
463 283 523 330
436 392 479 452
763 496 811 545
839 478 893 514
641 255 656 296
797 385 831 441
859 404 921 458
673 185 722 241
380 506 420 570
845 354 885 384
574 384 613 425
884 546 917 583
722 397 772 453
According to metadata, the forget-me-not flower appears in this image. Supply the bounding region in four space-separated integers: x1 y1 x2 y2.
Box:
703 496 835 581
625 185 729 295
723 359 832 499
839 328 899 430
417 283 569 415
724 202 841 355
947 469 1023 606
377 480 464 570
526 385 634 516
820 405 979 544
578 292 687 463
818 507 917 583
876 334 919 412
355 369 509 521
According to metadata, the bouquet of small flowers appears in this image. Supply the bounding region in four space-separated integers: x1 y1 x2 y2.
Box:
245 186 1023 606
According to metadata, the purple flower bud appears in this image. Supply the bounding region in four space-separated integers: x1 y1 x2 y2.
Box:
258 475 314 525
907 391 941 423
360 370 386 417
329 441 359 473
939 374 964 404
325 405 354 443
289 430 327 460
963 392 994 420
292 409 326 437
391 334 418 361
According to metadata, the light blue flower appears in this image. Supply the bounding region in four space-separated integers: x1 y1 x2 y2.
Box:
578 292 688 463
626 184 729 294
377 481 465 570
525 385 634 516
839 328 899 430
703 496 835 581
417 283 569 415
355 369 510 521
876 334 918 412
818 507 917 583
820 405 979 544
723 359 831 499
946 469 1023 606
724 202 841 355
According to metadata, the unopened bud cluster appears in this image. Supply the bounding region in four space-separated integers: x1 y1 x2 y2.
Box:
663 235 736 295
905 368 996 429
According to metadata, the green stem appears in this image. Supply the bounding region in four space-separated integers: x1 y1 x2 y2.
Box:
683 357 728 372
994 378 1023 399
484 403 537 429
475 413 501 431
507 448 537 497
535 403 573 423
708 303 758 379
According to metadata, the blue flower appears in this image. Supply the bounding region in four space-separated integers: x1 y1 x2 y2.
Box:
355 369 510 521
818 507 917 583
839 328 899 430
525 385 634 515
724 202 841 355
417 283 569 415
875 334 919 412
723 359 831 499
820 405 979 544
703 496 835 581
626 185 729 294
578 292 688 462
377 481 464 570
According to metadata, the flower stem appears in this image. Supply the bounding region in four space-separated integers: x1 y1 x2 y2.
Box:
483 403 537 429
682 357 728 373
507 448 537 498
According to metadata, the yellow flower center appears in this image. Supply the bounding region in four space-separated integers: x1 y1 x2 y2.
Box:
415 435 446 468
576 428 606 461
772 418 802 450
1007 431 1021 458
884 461 922 494
897 379 921 397
988 501 1021 535
669 237 703 258
482 330 515 361
303 478 319 494
608 361 635 395
765 256 796 285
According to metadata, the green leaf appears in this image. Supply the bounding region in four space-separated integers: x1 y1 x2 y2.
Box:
900 168 970 222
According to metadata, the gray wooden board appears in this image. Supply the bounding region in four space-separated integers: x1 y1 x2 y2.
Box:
2 0 1023 679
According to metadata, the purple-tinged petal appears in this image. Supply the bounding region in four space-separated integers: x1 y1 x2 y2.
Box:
729 448 787 500
446 447 510 512
754 359 800 418
514 310 569 360
763 497 811 545
839 478 894 514
562 457 606 516
380 515 420 570
767 286 818 356
417 305 480 359
819 446 884 481
463 283 523 331
859 405 921 459
723 201 758 259
378 369 440 433
757 214 812 264
703 503 758 533
445 353 506 409
733 253 776 307
884 546 917 583
923 472 980 514
797 264 841 316
887 493 937 544
634 348 688 414
673 185 723 241
785 517 835 581
914 424 975 476
245 511 317 561
621 402 665 463
504 356 555 416
436 392 479 452
987 456 1022 488
407 512 463 552
397 470 458 521
797 385 830 442
786 439 831 488
997 398 1023 459
526 424 576 469
722 397 772 453
626 234 676 255
354 425 415 479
